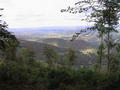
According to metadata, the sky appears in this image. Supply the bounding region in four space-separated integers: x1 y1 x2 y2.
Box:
0 0 92 28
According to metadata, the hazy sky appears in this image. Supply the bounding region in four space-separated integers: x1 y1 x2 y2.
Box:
0 0 91 28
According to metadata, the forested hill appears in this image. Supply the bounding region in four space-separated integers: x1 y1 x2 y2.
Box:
19 39 97 67
38 38 93 50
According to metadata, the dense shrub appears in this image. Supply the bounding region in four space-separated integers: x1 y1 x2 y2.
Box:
0 61 120 90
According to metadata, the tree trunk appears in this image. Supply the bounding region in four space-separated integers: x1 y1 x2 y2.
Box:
107 31 110 72
99 35 103 72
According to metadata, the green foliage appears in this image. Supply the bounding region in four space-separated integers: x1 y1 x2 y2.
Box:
109 54 120 73
93 64 99 72
64 48 76 68
43 45 58 67
0 10 19 61
18 48 35 66
97 42 105 72
0 57 120 90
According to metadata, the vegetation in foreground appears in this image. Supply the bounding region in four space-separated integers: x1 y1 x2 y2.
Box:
0 59 120 90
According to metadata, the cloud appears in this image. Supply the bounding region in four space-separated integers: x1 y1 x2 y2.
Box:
0 0 90 28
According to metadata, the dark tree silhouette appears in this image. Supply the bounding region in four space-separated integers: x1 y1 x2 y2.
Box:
0 8 19 61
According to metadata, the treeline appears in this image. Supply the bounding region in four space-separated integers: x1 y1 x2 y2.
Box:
0 56 120 90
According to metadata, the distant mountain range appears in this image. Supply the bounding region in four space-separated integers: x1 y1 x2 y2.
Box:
8 27 99 43
8 27 83 40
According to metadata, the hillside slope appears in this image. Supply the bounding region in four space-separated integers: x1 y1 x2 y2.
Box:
19 40 97 67
38 38 93 50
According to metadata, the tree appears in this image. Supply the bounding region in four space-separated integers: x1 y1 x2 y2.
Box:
97 42 105 72
101 1 120 71
109 43 120 72
65 48 76 68
0 8 19 61
19 48 35 65
43 45 57 67
109 54 120 73
61 0 120 72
